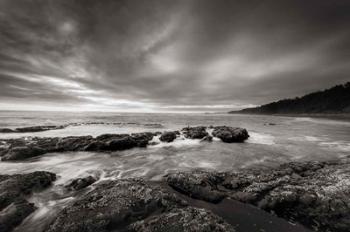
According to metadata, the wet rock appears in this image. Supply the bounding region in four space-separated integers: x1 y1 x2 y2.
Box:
46 178 187 232
0 171 56 232
15 125 66 133
166 158 350 232
131 132 155 147
159 131 177 143
181 126 208 139
55 136 94 151
83 141 107 151
0 128 15 133
65 176 96 191
166 171 226 203
212 126 249 143
0 125 66 133
0 199 36 232
106 136 138 150
129 206 236 232
201 135 213 142
1 146 45 161
0 133 155 161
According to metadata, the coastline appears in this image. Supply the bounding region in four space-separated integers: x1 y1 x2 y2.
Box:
229 112 350 121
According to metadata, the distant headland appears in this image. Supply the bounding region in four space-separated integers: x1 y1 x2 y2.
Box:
230 82 350 115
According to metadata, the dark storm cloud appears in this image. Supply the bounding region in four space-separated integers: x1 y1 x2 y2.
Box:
0 0 349 111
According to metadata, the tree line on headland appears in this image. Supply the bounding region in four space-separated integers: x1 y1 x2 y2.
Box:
230 82 350 114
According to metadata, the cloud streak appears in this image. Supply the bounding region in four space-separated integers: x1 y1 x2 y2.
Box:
0 0 349 112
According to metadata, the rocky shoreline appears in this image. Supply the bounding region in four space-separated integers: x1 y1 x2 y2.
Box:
0 126 249 161
1 157 349 231
0 125 349 231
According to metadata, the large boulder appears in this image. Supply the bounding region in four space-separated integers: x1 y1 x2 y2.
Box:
212 126 249 143
46 179 187 232
1 146 45 161
181 126 208 139
159 131 177 143
129 207 236 232
0 171 56 232
166 158 350 232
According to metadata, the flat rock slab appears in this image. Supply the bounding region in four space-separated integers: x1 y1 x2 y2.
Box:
166 158 350 232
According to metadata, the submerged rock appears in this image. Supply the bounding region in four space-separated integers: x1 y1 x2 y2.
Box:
0 171 56 232
65 176 96 191
166 158 350 232
181 126 208 139
129 206 236 232
159 131 178 142
46 178 187 232
0 125 66 133
212 126 249 143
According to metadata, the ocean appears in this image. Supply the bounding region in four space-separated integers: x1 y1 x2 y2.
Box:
1 111 349 231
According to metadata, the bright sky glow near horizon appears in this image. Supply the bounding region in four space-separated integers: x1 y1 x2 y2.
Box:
0 0 349 112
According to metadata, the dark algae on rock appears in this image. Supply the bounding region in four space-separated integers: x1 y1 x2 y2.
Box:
46 178 236 232
166 157 350 232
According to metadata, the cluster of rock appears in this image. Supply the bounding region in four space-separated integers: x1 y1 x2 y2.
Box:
0 122 165 134
166 158 350 232
0 126 249 161
46 178 235 232
0 171 56 232
0 132 158 161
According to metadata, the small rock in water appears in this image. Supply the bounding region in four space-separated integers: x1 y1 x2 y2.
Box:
159 131 178 142
181 126 208 139
212 126 249 143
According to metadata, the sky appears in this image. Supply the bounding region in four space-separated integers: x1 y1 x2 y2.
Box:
0 0 349 112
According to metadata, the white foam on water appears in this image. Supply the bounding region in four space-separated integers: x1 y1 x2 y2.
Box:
304 136 322 142
149 134 202 148
319 141 350 152
247 132 275 145
293 117 350 126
